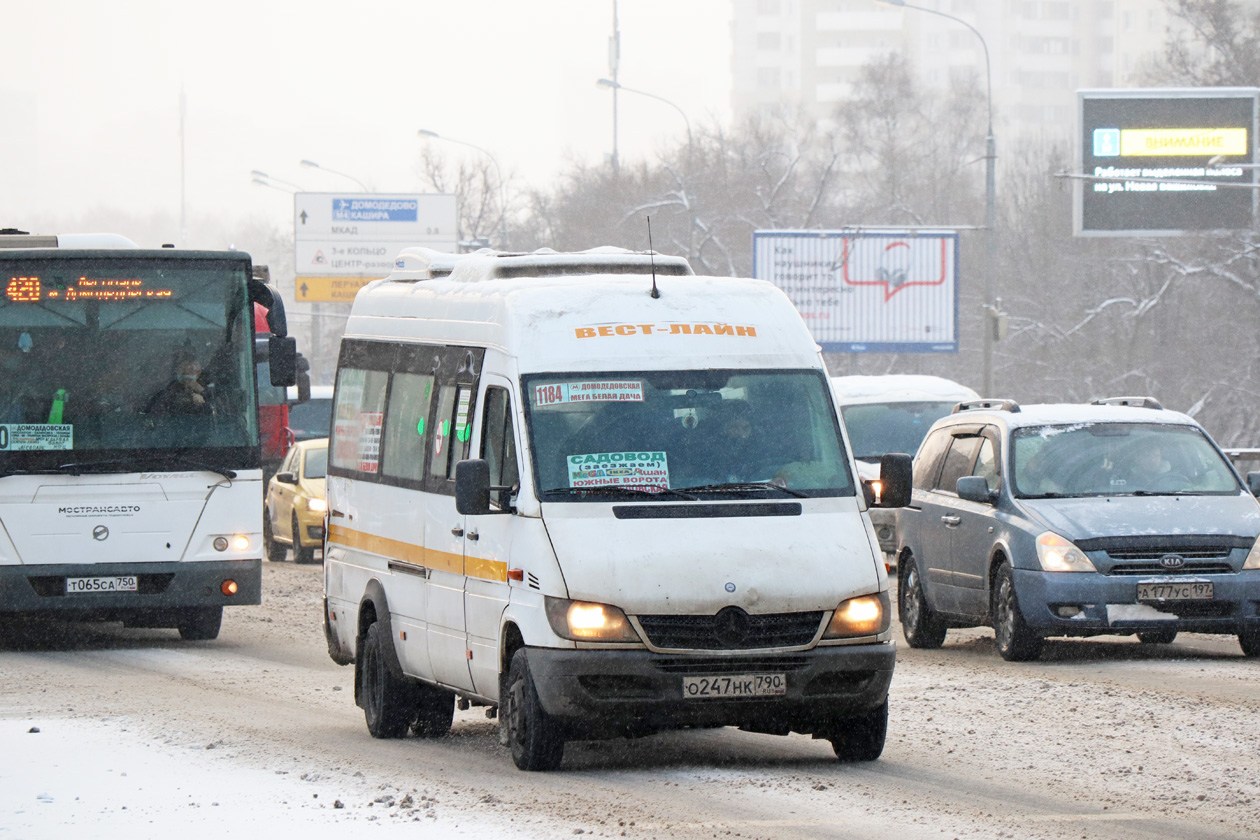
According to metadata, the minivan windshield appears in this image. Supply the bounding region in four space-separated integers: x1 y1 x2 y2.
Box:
1012 422 1240 498
841 401 958 461
523 369 854 500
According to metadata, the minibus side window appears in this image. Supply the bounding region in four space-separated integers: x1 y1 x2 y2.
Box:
330 366 389 476
481 387 519 509
382 372 435 482
430 383 476 482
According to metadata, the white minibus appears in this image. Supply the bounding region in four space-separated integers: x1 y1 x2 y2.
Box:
322 247 910 769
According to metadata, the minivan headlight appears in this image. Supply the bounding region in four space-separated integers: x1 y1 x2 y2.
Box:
1035 532 1097 573
822 592 889 639
1244 538 1260 570
544 597 640 642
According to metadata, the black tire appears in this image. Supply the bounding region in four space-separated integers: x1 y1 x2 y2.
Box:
1137 629 1178 645
829 699 888 762
263 508 287 563
292 512 316 564
899 555 947 649
410 684 455 738
991 562 1043 662
1239 630 1260 658
359 622 416 739
178 607 223 641
502 649 565 771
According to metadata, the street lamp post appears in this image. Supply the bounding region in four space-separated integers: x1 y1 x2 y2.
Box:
595 78 695 259
880 0 997 397
298 159 369 191
250 170 304 192
416 129 508 249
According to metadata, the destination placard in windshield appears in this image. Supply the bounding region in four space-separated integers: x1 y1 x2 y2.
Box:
5 276 175 302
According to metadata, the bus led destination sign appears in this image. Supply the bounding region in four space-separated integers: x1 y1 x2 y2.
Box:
5 276 174 302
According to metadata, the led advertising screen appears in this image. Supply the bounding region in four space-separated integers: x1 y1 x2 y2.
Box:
1076 88 1259 236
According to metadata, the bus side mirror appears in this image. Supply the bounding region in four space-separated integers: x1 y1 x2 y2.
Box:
1248 471 1260 497
877 453 913 508
455 459 492 515
268 336 297 387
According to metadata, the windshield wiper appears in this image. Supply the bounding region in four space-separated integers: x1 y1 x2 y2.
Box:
543 486 698 501
672 481 810 499
28 454 237 481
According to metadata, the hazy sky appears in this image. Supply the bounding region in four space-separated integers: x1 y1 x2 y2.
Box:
0 0 731 239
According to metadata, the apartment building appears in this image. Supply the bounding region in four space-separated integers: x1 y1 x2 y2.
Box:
731 0 1170 141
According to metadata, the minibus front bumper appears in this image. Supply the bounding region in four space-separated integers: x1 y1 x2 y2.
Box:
525 641 895 738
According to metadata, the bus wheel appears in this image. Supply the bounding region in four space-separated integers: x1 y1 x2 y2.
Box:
178 607 222 641
359 622 416 739
502 649 565 771
292 513 316 564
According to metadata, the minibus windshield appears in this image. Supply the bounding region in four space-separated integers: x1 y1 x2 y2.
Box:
523 369 855 500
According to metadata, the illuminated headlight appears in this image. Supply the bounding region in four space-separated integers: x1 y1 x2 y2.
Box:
213 537 228 552
544 597 640 642
232 535 250 551
1244 539 1260 570
822 592 889 639
307 497 328 513
1035 532 1097 573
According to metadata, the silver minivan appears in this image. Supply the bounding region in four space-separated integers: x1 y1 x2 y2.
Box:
895 397 1260 661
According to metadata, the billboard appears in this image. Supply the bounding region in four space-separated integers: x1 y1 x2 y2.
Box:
1076 88 1259 236
752 230 959 353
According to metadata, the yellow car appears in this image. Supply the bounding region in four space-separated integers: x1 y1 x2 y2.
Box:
264 438 327 563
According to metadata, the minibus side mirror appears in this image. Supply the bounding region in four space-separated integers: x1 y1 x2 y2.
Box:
456 459 492 515
957 475 998 504
877 453 913 508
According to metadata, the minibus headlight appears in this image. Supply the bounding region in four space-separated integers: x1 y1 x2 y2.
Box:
1035 532 1097 573
307 497 328 513
544 597 640 642
1244 538 1260 570
823 592 889 639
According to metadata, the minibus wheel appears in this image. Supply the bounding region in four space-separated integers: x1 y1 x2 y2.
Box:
360 622 416 738
503 649 564 771
1240 630 1260 658
829 699 888 761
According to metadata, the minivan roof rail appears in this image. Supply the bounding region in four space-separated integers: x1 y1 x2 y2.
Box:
953 398 1021 414
1090 396 1163 410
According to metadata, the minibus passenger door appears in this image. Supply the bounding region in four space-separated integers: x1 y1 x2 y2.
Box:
463 383 520 699
424 382 476 693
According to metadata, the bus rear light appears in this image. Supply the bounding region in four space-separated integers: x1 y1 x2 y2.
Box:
221 580 239 596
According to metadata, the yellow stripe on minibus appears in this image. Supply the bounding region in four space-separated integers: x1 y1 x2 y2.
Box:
327 523 506 582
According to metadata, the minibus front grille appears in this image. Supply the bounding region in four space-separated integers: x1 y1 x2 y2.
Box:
651 656 813 674
637 611 824 650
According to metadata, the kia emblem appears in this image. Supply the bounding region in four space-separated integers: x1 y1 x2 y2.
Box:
1159 554 1185 569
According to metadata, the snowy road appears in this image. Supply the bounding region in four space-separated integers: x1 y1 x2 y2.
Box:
2 560 1257 839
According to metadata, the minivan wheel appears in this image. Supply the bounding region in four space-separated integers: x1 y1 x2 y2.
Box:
1239 630 1260 658
1137 629 1178 645
502 649 565 771
829 699 888 762
359 622 416 739
899 555 947 649
991 563 1043 662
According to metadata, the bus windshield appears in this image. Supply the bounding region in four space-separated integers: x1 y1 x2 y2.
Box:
523 368 855 500
0 255 259 468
